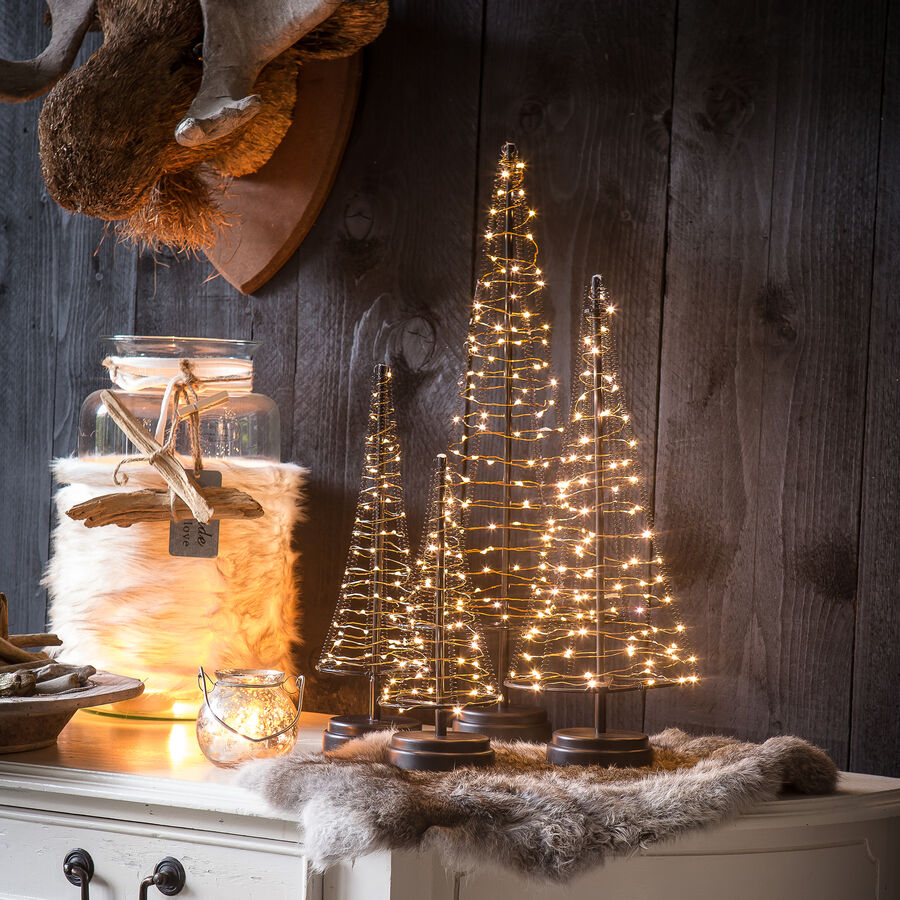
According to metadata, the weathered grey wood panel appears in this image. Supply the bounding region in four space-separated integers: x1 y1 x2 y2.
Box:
647 0 887 768
851 0 900 776
645 0 783 746
0 24 136 635
0 10 57 637
0 0 896 773
750 0 884 761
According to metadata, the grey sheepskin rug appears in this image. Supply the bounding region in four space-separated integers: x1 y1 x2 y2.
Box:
240 728 837 883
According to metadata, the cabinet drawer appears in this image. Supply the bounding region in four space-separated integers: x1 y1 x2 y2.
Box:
0 804 312 900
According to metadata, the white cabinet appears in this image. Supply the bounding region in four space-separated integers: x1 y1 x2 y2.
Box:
1 712 898 900
0 713 317 900
453 777 900 900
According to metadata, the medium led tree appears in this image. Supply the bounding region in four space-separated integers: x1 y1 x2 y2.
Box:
447 142 557 741
383 454 498 770
510 276 698 766
316 364 417 748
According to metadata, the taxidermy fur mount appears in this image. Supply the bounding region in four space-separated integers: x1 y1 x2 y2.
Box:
0 0 387 251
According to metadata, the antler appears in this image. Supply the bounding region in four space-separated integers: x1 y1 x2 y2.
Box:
175 0 342 147
0 0 96 102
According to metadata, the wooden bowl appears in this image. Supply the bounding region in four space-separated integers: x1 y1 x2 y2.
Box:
0 671 144 753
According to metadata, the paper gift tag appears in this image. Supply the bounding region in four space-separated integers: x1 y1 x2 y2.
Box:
169 470 222 558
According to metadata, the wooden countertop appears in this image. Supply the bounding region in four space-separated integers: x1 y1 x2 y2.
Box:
0 709 333 832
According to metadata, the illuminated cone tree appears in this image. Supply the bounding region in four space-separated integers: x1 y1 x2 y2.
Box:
448 143 557 740
316 364 418 748
384 455 498 770
381 454 501 717
511 276 698 766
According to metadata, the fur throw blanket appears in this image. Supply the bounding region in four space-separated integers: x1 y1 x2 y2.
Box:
241 728 837 883
45 457 305 717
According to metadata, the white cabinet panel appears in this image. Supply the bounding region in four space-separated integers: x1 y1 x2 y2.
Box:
457 843 883 900
0 805 309 900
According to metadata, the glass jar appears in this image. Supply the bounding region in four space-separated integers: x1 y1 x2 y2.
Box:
196 669 304 768
79 336 279 461
66 335 285 722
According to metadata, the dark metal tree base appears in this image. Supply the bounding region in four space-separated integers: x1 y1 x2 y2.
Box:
546 728 654 767
323 714 418 751
452 704 552 742
387 730 495 771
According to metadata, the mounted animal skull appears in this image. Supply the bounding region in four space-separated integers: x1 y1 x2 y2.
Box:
0 0 387 250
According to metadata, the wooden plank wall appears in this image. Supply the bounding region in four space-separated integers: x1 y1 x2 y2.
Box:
0 0 895 775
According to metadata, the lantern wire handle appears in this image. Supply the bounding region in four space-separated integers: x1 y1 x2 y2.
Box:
197 667 305 743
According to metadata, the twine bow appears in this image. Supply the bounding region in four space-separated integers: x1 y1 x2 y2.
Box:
105 359 234 521
111 358 234 487
64 358 266 528
96 388 215 523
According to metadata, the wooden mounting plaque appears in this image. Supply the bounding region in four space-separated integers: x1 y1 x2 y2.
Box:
205 54 363 294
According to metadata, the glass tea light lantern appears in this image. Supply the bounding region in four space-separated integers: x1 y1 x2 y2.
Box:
196 668 305 768
46 336 306 720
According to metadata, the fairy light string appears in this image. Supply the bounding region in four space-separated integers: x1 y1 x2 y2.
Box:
509 277 699 696
316 365 416 717
449 143 562 691
380 455 500 716
323 154 699 731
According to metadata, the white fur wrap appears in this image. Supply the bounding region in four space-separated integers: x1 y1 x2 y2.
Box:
44 457 305 715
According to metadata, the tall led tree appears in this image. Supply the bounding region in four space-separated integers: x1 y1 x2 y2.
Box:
384 455 497 770
511 276 698 766
316 365 417 749
448 142 556 741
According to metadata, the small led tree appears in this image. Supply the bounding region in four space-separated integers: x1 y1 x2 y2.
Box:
384 454 497 770
316 364 418 748
448 142 556 741
510 276 698 766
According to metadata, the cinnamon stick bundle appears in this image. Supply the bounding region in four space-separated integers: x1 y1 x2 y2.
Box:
0 635 49 664
0 592 54 665
0 659 47 674
7 633 62 648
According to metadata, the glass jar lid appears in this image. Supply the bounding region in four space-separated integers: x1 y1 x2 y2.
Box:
102 336 260 360
101 336 257 394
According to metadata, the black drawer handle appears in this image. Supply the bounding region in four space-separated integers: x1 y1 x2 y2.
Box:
63 849 94 900
139 857 186 898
